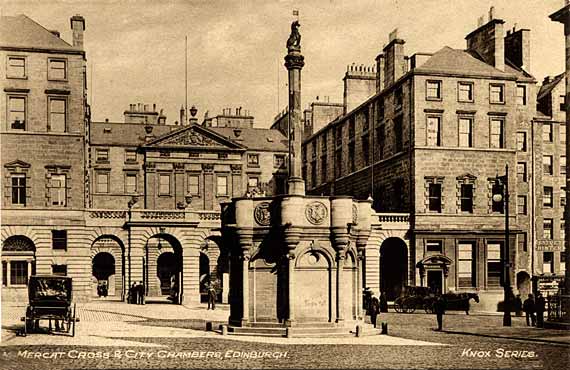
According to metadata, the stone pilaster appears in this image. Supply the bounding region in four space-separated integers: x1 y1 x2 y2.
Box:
283 226 301 326
202 164 214 210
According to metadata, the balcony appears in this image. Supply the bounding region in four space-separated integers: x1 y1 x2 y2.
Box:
86 209 221 226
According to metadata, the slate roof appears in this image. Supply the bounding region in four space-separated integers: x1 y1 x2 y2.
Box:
90 122 174 146
210 127 288 152
538 73 565 101
415 46 533 80
0 14 77 51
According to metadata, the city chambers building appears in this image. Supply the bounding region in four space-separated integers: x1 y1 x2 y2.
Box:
301 12 566 309
0 14 288 304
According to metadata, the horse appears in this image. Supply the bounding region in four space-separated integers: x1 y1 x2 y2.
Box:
443 292 480 315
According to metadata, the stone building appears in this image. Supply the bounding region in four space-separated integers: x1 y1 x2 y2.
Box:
1 14 89 301
301 12 548 309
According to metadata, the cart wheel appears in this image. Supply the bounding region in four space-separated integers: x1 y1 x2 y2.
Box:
394 298 403 313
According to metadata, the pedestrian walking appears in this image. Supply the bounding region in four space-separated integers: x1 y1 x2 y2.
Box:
523 293 536 326
370 294 380 328
137 281 145 305
379 291 388 313
207 283 216 310
535 292 546 328
514 294 523 317
434 295 446 331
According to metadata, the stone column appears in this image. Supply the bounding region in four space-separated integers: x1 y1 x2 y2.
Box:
240 253 250 325
335 250 346 323
355 247 365 320
284 22 305 196
6 261 11 286
283 226 301 326
550 1 570 316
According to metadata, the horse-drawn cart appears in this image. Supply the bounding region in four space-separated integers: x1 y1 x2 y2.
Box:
394 286 480 314
20 275 78 336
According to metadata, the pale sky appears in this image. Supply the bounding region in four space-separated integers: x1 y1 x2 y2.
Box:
2 0 566 128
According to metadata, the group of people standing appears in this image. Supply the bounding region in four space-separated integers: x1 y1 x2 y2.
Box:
522 292 546 328
128 281 145 305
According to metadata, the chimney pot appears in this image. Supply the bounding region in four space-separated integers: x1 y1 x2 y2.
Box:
70 15 85 49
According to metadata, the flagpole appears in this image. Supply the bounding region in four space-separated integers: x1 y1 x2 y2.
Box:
185 35 188 125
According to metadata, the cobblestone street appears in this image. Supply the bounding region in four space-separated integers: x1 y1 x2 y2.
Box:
1 301 568 370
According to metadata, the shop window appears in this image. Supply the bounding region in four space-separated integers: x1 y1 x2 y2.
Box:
52 230 67 250
487 242 502 288
458 242 476 288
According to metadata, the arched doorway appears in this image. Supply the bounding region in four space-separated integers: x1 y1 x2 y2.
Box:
2 236 36 294
199 252 210 303
516 271 531 298
146 234 183 303
92 252 116 297
380 237 408 301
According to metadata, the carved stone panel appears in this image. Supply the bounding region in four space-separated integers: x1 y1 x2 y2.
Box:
254 202 271 226
305 201 327 225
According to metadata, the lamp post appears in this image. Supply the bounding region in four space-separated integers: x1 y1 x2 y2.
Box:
127 196 138 303
492 164 511 327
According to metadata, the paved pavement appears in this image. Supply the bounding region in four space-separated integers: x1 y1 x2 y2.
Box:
1 300 568 369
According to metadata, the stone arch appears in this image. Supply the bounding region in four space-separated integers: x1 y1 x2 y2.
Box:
343 248 358 320
516 271 531 298
144 232 184 302
85 227 127 248
379 237 408 301
295 249 333 322
2 235 36 293
1 226 39 246
91 235 125 299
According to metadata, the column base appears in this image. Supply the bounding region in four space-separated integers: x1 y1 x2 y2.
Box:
287 177 305 196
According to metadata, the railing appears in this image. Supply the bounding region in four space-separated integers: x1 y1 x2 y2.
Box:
547 294 570 322
375 213 410 223
87 209 222 223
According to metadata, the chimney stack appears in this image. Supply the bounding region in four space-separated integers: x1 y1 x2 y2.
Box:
504 27 531 72
465 8 505 70
180 105 186 126
383 29 407 89
70 14 85 49
375 53 385 92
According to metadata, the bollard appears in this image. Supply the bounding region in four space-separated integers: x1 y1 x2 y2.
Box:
206 322 213 331
221 325 228 336
355 324 362 337
381 322 388 335
286 327 292 338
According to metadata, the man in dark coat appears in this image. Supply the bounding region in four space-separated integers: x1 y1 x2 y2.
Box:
129 282 138 304
207 283 216 310
523 294 536 326
379 292 389 313
370 295 380 328
434 295 446 331
137 281 145 305
535 292 546 328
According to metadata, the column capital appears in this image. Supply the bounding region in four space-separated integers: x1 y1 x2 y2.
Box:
284 52 305 70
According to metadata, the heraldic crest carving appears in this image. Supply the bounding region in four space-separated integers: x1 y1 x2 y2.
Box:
305 201 327 225
254 202 271 226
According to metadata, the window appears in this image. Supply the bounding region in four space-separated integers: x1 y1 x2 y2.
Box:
517 195 527 215
52 230 67 250
561 156 566 175
487 242 502 288
518 233 527 252
458 117 473 147
11 174 26 205
377 125 385 159
543 252 554 274
311 142 317 159
428 183 442 212
543 218 553 240
426 80 442 100
159 174 171 195
10 261 28 285
491 181 504 214
458 242 475 288
516 85 526 105
426 241 442 253
458 82 473 102
96 172 109 193
7 56 25 78
248 176 259 191
247 154 259 167
543 123 553 142
543 155 553 175
426 116 441 146
274 154 285 168
460 184 473 213
216 176 228 196
335 150 342 178
187 175 199 195
561 124 566 143
335 126 343 147
125 173 137 194
125 150 137 162
8 96 26 130
321 134 327 152
52 265 67 276
310 161 317 187
363 109 370 131
348 143 355 172
560 95 566 112
517 132 527 152
96 149 109 162
348 118 355 138
489 84 504 103
394 116 403 152
48 98 66 132
50 174 66 206
362 135 370 166
48 59 66 80
489 118 504 148
543 187 553 207
395 87 403 109
321 156 327 183
517 162 527 182
378 99 385 120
